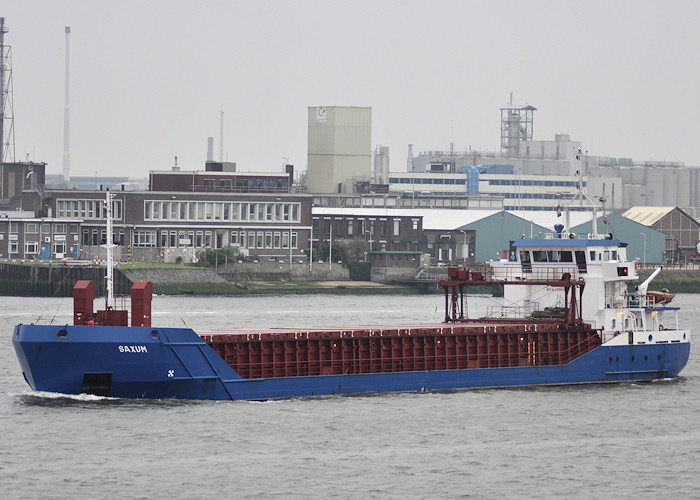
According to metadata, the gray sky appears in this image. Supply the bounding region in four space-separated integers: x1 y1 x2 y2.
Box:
3 0 700 178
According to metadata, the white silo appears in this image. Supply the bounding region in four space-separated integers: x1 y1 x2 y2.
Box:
373 145 389 184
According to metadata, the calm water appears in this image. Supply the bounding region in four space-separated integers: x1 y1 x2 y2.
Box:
2 293 699 499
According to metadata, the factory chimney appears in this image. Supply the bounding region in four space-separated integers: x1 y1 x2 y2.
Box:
219 108 224 162
62 26 71 181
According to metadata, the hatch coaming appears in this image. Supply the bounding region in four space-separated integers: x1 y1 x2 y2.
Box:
203 325 603 379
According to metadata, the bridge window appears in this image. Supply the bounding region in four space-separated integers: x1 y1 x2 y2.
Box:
547 250 561 262
532 250 548 262
519 250 531 264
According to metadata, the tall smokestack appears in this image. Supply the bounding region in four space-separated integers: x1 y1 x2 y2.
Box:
62 26 70 181
207 137 214 161
219 108 224 162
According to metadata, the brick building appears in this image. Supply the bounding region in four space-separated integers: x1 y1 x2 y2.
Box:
17 189 312 263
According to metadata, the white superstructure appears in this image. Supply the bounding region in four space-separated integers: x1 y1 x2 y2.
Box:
490 234 688 346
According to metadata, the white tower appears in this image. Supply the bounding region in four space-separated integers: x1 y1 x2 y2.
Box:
62 26 71 180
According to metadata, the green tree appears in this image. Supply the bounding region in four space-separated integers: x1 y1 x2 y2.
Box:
344 237 369 261
198 246 239 266
318 238 368 263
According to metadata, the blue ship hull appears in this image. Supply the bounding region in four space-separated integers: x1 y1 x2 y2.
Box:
13 324 691 401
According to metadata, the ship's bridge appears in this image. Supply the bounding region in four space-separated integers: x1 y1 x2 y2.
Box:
491 237 636 282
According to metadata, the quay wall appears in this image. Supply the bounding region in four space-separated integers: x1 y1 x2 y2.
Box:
3 262 698 297
0 262 132 297
0 261 358 297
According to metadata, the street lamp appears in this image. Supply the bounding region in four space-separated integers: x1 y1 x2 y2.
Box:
364 230 373 264
640 232 647 268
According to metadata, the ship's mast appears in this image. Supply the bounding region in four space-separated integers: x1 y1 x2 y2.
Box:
565 147 599 238
102 190 115 308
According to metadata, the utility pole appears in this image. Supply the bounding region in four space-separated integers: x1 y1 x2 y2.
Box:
289 225 293 273
309 225 313 272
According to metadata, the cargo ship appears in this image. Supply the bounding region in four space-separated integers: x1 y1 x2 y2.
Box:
12 194 691 401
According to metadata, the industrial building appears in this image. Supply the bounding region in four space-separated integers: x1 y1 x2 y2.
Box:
570 213 666 265
621 207 700 264
457 212 551 263
388 168 622 211
306 106 372 194
405 105 695 212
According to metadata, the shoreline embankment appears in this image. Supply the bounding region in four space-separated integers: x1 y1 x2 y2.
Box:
120 268 417 296
119 266 700 296
1 261 699 297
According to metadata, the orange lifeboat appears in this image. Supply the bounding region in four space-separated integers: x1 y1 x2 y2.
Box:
647 290 675 305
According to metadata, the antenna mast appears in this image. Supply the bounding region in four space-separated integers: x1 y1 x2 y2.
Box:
564 147 599 238
0 17 16 163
